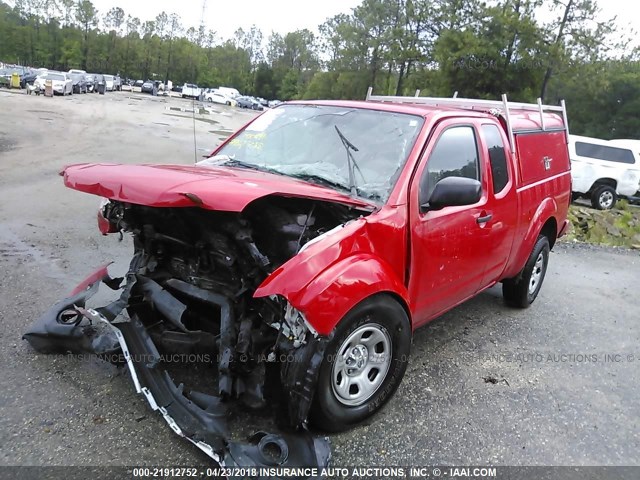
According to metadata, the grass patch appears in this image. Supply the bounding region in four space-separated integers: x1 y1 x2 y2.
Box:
563 203 640 249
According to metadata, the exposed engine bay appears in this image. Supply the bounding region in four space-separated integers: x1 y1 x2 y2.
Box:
23 195 370 476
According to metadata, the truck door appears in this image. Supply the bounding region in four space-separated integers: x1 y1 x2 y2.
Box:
477 123 518 287
408 120 493 327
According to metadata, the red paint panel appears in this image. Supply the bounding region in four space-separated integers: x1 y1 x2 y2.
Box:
62 163 373 212
68 263 111 296
254 206 409 334
515 131 569 187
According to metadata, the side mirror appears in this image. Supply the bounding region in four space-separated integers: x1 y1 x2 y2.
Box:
422 176 481 211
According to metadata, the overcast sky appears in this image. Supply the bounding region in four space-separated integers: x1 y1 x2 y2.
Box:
98 0 635 41
95 0 363 39
4 0 637 48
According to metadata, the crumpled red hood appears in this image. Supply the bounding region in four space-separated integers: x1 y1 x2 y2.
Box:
62 163 374 211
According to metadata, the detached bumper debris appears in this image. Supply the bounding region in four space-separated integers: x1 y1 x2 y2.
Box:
23 264 331 478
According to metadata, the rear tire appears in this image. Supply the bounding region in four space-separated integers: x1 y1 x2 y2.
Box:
310 295 411 432
591 185 617 210
503 235 550 308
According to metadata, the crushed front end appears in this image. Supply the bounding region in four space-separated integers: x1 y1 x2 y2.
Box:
24 194 369 476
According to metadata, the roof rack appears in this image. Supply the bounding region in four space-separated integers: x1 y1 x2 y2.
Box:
365 87 569 149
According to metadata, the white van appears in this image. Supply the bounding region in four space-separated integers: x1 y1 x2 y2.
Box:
569 134 640 209
609 139 640 156
217 86 240 98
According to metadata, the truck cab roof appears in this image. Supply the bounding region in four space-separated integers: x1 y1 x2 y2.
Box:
288 99 565 134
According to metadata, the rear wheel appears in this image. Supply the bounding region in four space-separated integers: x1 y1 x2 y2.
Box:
310 295 411 432
591 185 617 210
503 235 550 308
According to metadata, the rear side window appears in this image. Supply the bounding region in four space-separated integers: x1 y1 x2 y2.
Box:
482 124 509 193
420 126 480 205
575 142 635 164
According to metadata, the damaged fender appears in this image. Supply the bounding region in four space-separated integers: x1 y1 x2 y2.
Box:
254 221 410 336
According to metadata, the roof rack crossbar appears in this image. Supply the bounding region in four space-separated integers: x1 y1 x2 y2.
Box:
365 87 569 149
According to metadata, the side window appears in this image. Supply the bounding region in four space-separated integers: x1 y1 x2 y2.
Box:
575 141 635 164
419 126 480 205
482 124 509 194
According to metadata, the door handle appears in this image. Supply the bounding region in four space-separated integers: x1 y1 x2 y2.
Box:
476 213 493 224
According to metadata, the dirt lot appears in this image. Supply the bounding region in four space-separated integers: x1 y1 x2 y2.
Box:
1 90 639 469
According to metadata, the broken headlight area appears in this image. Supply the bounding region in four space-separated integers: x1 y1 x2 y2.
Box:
23 197 367 476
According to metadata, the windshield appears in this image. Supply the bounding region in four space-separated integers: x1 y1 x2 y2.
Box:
209 104 424 202
46 73 65 81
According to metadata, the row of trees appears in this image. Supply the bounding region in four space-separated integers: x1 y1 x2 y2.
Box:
0 0 638 138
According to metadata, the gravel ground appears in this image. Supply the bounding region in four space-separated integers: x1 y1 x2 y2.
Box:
0 91 639 470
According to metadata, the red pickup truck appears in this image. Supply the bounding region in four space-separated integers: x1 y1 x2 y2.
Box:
25 91 571 471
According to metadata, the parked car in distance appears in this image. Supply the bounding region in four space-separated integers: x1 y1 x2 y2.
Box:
256 97 269 107
204 89 234 105
217 86 240 98
0 69 10 87
569 134 640 209
68 69 86 75
21 69 39 88
94 74 106 94
34 71 73 95
104 75 115 91
235 96 263 110
181 83 201 99
69 73 88 94
131 79 143 92
113 75 122 91
84 74 97 92
0 65 36 88
141 80 154 94
268 99 283 108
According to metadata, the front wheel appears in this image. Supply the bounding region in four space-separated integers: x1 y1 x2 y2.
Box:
310 295 411 432
502 235 550 308
591 185 617 210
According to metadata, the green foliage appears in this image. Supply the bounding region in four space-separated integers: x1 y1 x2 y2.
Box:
0 0 637 139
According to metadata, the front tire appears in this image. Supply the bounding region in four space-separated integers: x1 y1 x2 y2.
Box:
503 235 550 308
310 295 411 432
591 185 617 210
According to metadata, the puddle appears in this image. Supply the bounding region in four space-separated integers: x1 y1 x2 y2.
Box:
0 228 67 281
27 110 61 116
163 113 220 125
209 129 232 137
166 106 191 112
0 134 17 152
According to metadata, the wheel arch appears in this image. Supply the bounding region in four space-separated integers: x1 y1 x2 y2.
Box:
590 177 618 193
255 253 412 336
539 216 558 249
503 197 560 278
